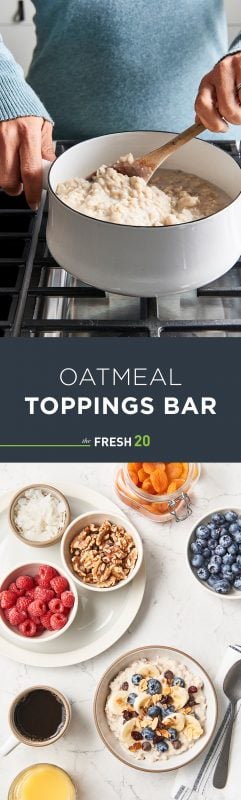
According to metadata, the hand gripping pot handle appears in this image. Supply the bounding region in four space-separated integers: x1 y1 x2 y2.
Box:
168 492 192 522
0 733 19 756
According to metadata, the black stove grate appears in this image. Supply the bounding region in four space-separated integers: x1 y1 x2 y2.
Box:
0 139 241 337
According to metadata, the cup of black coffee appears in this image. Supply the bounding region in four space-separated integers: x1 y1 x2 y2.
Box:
0 685 71 755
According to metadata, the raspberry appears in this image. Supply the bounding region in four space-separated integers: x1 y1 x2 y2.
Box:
7 607 27 626
18 619 37 637
48 598 65 613
61 591 75 609
16 596 32 612
37 565 58 587
40 611 53 630
50 612 67 630
25 589 35 601
16 575 34 591
4 608 13 621
34 587 54 603
0 590 16 609
50 575 69 595
28 599 47 619
9 582 24 598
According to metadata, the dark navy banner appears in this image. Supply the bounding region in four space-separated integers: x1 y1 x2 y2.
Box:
0 338 238 461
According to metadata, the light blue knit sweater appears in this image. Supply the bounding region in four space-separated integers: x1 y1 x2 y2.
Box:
0 1 240 139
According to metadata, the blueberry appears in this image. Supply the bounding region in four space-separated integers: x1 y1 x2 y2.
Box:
197 567 210 581
232 563 241 575
234 578 241 590
147 705 161 718
156 740 169 752
228 544 239 556
208 575 220 588
132 674 143 685
207 540 217 552
222 553 234 565
207 521 216 531
196 525 209 539
210 555 222 565
225 511 238 523
203 547 211 560
127 693 137 705
162 705 175 717
210 529 220 540
191 555 204 568
173 677 185 688
237 516 241 527
229 523 239 534
235 555 241 566
191 541 204 554
233 531 241 544
215 545 226 557
168 727 177 740
219 535 232 548
208 560 221 575
143 727 155 740
211 513 225 525
213 579 231 594
221 566 234 582
147 679 162 695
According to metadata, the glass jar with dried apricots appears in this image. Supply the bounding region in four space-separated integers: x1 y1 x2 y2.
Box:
115 462 200 522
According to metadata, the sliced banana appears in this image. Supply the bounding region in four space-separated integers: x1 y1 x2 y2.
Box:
136 663 161 678
164 712 185 732
170 686 189 710
108 690 128 715
121 718 137 744
184 714 203 741
134 691 151 713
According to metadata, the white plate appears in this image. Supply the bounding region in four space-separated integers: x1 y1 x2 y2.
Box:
0 483 146 667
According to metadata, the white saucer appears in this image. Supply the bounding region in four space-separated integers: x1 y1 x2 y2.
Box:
0 482 146 668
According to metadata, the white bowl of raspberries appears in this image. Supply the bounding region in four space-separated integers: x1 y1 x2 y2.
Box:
0 562 78 642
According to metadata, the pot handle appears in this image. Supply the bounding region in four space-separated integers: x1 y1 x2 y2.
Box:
42 159 52 191
0 733 19 756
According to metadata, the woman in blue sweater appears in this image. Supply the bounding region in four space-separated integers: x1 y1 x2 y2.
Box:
0 0 241 208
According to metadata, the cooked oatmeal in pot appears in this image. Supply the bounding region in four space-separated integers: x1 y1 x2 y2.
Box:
105 657 206 761
56 155 231 226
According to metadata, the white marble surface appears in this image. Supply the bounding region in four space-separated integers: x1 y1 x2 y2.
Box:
0 461 241 799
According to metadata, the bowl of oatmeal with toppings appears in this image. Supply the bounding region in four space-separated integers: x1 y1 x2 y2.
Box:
44 130 241 297
94 646 217 772
61 511 143 592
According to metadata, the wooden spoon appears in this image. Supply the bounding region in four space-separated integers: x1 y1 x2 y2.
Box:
88 122 205 183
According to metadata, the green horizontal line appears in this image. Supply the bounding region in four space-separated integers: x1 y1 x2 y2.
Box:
0 444 92 448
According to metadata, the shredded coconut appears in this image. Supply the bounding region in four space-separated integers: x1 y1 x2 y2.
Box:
13 488 67 542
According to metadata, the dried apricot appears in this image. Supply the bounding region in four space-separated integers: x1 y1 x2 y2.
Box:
150 469 168 494
166 462 182 480
142 478 155 494
138 467 148 483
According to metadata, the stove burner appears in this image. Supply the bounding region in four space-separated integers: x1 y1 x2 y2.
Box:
0 139 240 337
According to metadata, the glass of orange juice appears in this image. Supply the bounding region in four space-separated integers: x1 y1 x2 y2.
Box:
8 764 76 800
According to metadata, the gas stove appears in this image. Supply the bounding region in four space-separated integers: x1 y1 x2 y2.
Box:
0 139 240 338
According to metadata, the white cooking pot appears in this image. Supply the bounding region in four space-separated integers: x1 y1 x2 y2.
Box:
44 131 241 297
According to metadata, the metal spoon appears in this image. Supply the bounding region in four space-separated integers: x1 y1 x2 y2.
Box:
88 121 205 183
213 660 241 789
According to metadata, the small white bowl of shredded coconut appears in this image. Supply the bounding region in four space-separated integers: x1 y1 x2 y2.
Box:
9 484 71 548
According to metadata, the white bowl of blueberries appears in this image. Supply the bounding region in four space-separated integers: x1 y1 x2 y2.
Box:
187 507 241 599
